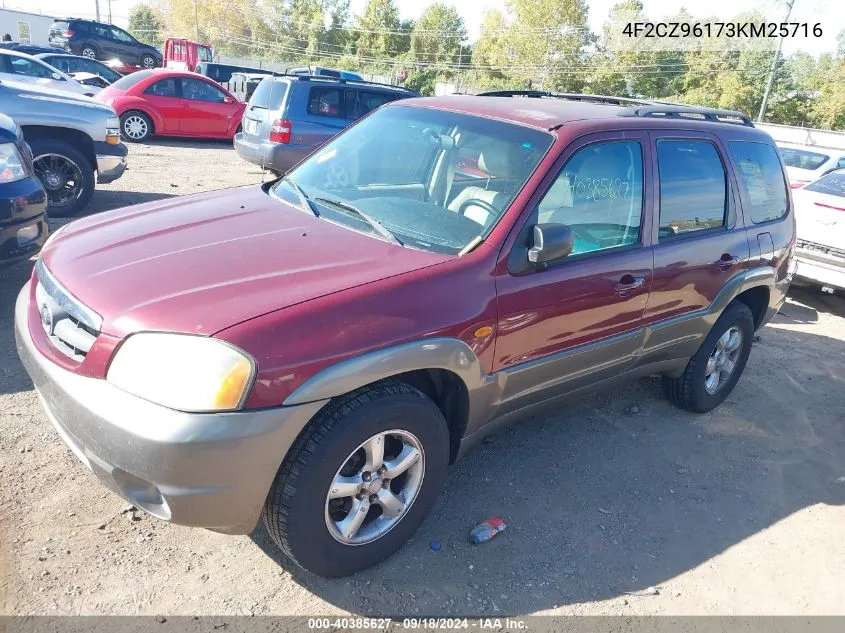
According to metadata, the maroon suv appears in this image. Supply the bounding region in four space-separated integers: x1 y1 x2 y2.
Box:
16 93 795 577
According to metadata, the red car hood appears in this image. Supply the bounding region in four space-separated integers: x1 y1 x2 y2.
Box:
42 186 450 337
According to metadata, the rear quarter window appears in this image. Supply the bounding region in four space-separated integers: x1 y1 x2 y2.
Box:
728 141 789 224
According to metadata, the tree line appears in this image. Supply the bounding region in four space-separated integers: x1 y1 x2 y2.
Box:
128 0 845 129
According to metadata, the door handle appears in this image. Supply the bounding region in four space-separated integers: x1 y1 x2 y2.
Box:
613 274 646 294
714 254 740 269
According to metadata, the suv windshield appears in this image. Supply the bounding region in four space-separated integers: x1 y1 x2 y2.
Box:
272 105 553 254
779 147 829 171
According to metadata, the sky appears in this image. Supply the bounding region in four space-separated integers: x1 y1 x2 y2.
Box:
14 0 842 57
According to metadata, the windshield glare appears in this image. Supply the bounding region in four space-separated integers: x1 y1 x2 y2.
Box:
275 105 553 254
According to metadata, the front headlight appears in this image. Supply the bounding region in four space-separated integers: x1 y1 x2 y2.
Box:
107 333 256 412
0 142 27 183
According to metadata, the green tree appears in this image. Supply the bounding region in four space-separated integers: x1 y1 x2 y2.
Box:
354 0 400 65
127 3 165 47
409 3 466 66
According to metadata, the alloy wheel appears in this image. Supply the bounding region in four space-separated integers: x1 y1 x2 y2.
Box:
325 429 424 546
81 48 96 59
123 115 148 140
704 326 743 394
33 153 84 211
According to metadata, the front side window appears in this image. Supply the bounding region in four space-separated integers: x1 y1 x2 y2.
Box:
10 56 54 79
308 87 344 117
657 140 727 238
537 141 644 256
144 78 179 98
275 105 553 254
778 147 829 171
728 141 788 224
181 77 227 102
110 27 134 43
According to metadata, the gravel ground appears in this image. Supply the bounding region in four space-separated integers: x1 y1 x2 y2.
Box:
1 140 844 617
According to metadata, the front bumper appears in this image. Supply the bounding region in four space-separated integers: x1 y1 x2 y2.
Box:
233 133 309 173
94 141 128 184
0 176 49 267
15 283 327 534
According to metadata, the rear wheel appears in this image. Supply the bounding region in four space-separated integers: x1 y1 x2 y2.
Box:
263 382 450 577
663 301 755 413
30 140 95 217
120 111 152 142
80 45 97 59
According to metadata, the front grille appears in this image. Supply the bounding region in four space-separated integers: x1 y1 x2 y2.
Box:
795 239 845 261
34 259 101 361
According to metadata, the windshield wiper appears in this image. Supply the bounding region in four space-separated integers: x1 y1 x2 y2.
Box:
282 177 319 218
314 197 403 246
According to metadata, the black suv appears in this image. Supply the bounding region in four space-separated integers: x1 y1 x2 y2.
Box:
48 18 162 69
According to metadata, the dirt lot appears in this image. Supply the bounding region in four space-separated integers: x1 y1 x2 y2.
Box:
1 140 844 617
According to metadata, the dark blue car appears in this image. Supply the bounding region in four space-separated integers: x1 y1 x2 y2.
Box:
0 113 48 267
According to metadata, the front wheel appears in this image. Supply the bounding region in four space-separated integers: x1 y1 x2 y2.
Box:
120 111 152 142
263 382 450 577
141 54 157 68
30 140 95 217
663 301 755 413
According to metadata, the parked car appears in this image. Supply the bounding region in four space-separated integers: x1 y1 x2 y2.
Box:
777 141 845 188
36 52 123 86
791 168 845 293
288 65 363 80
195 61 274 84
95 69 245 142
15 95 794 578
48 18 162 69
0 81 127 216
234 75 418 174
163 38 212 72
0 113 48 267
0 49 96 96
0 42 61 56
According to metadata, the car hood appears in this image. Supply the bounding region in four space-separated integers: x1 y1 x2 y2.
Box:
42 185 450 337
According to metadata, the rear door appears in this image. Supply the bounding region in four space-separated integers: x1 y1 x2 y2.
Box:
179 77 240 136
644 131 750 326
142 77 182 134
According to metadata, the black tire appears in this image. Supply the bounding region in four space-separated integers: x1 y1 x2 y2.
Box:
263 381 450 577
80 44 98 60
120 111 153 142
29 139 95 218
140 54 158 68
663 301 755 413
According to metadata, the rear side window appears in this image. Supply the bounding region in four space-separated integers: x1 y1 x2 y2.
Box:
657 140 727 238
308 87 344 118
248 79 287 111
144 78 179 97
778 147 828 170
110 69 154 90
537 140 644 256
45 56 71 73
728 141 788 224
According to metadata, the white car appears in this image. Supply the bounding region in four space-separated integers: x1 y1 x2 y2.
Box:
792 168 845 292
0 49 97 97
778 142 845 189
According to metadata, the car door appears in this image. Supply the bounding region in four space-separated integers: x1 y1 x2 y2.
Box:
643 131 750 327
91 24 119 59
492 132 654 416
109 26 139 64
179 77 239 136
141 77 182 135
0 54 67 91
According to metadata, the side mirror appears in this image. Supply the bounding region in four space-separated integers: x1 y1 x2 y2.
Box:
527 223 574 265
52 72 64 81
223 95 234 104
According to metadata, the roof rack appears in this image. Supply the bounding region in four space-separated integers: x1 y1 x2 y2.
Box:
292 74 417 93
620 104 754 127
477 90 754 127
477 90 653 106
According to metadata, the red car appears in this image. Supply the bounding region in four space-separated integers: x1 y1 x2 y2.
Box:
94 69 245 142
17 94 794 577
